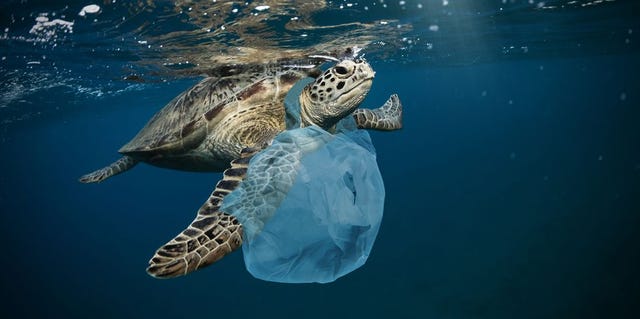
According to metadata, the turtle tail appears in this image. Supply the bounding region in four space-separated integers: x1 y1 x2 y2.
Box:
78 156 138 183
353 94 403 131
146 147 261 278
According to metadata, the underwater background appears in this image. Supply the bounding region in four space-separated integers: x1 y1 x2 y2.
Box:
1 0 639 318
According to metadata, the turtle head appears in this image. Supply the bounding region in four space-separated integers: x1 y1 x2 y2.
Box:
300 59 374 130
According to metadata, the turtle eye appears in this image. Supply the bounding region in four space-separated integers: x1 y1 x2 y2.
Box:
334 66 348 75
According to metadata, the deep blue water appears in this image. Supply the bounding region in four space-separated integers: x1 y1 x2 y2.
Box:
1 1 639 318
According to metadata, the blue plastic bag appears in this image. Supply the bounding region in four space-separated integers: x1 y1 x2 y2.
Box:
221 119 384 283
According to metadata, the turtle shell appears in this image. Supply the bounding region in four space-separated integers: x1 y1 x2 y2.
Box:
118 62 322 157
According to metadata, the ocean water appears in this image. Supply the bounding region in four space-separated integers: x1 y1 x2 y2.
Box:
1 0 639 318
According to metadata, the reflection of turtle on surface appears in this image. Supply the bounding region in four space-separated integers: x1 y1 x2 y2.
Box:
79 51 403 278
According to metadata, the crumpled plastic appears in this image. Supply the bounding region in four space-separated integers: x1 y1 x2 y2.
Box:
220 117 385 283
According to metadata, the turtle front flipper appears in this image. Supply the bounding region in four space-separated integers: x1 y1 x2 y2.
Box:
146 147 261 278
353 94 403 131
78 156 139 183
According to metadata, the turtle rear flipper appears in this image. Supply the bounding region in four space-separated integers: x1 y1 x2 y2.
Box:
353 94 403 131
146 147 261 278
78 156 138 183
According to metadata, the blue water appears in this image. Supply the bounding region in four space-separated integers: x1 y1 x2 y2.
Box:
1 0 639 318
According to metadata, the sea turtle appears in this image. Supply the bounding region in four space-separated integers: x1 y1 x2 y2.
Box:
80 53 403 278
